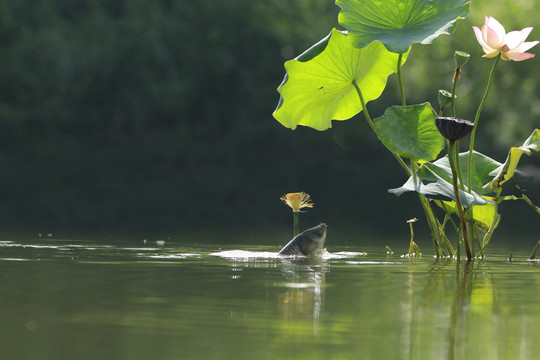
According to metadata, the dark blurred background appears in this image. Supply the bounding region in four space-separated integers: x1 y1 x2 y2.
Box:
0 0 538 242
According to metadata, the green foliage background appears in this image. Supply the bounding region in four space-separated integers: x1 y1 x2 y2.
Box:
0 0 538 238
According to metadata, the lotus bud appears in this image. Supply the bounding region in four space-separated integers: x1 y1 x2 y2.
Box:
438 90 455 108
454 51 470 68
435 117 474 144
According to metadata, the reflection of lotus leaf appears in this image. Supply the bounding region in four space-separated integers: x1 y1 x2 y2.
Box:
471 285 494 316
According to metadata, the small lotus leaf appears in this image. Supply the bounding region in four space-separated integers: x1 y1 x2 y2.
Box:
373 103 444 163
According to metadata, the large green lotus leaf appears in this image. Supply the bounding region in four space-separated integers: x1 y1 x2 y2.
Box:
273 28 407 131
437 200 496 232
336 0 470 53
389 151 507 205
485 129 540 194
388 162 488 206
389 149 533 205
373 103 444 163
427 150 531 194
438 151 502 195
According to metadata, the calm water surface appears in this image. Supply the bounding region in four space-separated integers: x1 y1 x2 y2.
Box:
0 235 539 360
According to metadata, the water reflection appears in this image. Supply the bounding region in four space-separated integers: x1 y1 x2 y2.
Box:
448 261 474 360
278 257 326 335
0 239 539 359
217 250 328 335
408 258 540 360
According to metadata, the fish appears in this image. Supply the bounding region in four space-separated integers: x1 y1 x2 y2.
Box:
278 223 327 256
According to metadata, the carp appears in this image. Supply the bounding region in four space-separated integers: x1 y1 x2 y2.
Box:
278 223 327 256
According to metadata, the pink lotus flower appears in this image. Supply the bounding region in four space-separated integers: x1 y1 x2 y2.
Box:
473 16 538 61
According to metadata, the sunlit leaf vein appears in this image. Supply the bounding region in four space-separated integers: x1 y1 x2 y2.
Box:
354 3 397 29
324 50 352 82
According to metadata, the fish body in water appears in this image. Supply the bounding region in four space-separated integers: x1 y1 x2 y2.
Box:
278 223 327 256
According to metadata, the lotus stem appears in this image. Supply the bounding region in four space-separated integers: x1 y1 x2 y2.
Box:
522 194 540 214
453 141 465 191
446 52 469 192
477 200 501 257
450 69 459 117
467 54 501 192
397 53 406 106
352 80 411 176
478 213 501 258
353 80 451 257
528 240 540 260
448 140 472 260
293 211 299 237
407 218 420 256
411 162 448 257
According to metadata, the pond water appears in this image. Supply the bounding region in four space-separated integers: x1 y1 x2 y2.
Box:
0 235 539 360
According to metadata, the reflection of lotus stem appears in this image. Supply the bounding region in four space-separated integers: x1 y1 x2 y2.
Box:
467 54 500 193
293 212 299 237
397 53 406 106
448 140 472 260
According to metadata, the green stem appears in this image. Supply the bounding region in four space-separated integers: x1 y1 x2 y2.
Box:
528 240 540 260
440 204 459 257
453 141 465 191
353 80 451 257
478 202 501 257
293 212 299 237
352 80 411 177
449 141 472 260
397 53 406 106
408 221 416 256
419 194 443 257
467 54 501 192
441 202 459 233
412 162 453 257
450 69 459 117
522 194 540 214
352 81 375 131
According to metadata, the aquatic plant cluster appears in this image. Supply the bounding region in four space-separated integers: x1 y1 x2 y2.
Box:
273 0 540 260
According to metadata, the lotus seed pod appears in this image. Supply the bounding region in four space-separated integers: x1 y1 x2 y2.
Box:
454 51 470 68
435 117 474 144
438 90 454 108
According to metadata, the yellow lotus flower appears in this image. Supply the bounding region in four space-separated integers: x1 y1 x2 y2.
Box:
280 192 314 212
